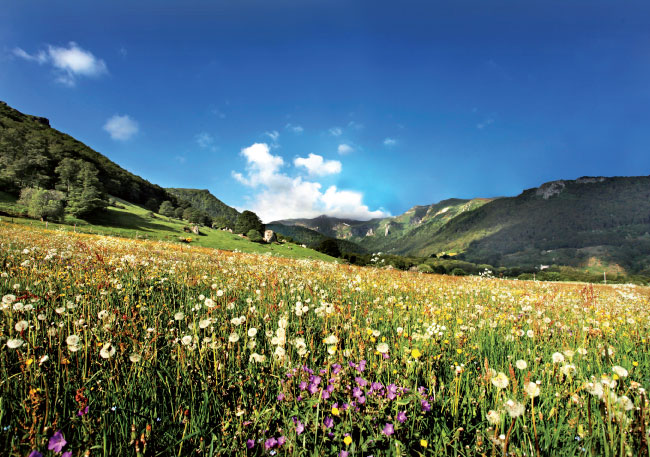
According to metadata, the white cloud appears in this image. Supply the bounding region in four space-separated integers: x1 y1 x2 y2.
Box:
265 130 280 142
383 138 397 146
329 127 342 137
337 143 354 155
285 123 304 134
195 132 216 151
232 143 388 222
294 153 341 176
103 114 139 141
347 120 364 130
14 42 107 86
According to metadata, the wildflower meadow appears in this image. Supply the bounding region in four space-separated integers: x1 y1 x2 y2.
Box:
1 222 648 456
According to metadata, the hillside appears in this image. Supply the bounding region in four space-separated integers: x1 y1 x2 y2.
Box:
167 188 239 223
266 222 367 254
273 198 491 254
0 101 177 208
410 176 650 272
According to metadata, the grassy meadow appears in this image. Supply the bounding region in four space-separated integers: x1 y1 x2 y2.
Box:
0 192 335 263
1 222 649 456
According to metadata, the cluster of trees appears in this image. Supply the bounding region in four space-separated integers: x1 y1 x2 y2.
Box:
16 158 108 221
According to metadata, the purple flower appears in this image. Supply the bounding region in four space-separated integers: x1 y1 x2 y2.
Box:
357 395 366 405
48 430 67 453
299 381 308 391
340 451 349 457
353 387 363 398
77 405 89 416
307 383 318 395
355 377 367 387
277 393 285 401
421 399 431 412
62 452 72 457
324 416 334 428
326 384 335 393
322 391 330 400
358 360 367 372
397 411 407 423
246 439 255 449
382 353 389 359
387 384 398 400
277 436 286 446
371 382 383 392
310 375 322 385
332 363 342 374
264 437 278 450
29 451 43 457
382 423 394 436
293 417 305 435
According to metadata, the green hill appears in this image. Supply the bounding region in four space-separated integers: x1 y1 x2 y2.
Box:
0 101 177 208
0 101 335 263
272 198 491 254
407 176 650 273
267 222 367 254
167 188 239 223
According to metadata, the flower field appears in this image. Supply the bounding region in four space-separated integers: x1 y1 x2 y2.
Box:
1 222 649 457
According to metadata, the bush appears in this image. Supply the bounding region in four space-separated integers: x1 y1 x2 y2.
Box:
417 264 433 273
246 229 263 243
18 188 65 221
451 268 467 276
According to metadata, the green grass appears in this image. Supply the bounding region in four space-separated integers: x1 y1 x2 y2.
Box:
0 195 336 262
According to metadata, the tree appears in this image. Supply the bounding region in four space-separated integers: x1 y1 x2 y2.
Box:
174 207 185 219
246 229 263 242
316 239 341 258
18 188 65 221
55 158 78 194
159 200 175 217
212 216 233 230
182 207 193 221
145 198 159 212
64 161 108 218
235 210 264 235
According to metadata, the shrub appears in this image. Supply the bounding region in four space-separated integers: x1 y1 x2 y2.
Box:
246 229 263 243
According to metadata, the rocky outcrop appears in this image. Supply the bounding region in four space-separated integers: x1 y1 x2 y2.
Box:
536 180 566 199
263 230 277 243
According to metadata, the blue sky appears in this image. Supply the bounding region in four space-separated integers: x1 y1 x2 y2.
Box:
2 0 650 221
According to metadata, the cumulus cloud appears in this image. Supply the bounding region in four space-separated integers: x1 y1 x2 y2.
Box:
337 143 354 155
294 153 341 176
329 127 342 136
13 42 107 86
103 115 139 141
285 123 304 134
383 137 397 146
232 143 387 222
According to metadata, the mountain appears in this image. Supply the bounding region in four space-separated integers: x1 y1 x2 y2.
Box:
272 198 492 253
266 222 367 254
274 176 650 273
166 188 239 223
410 176 650 272
0 101 177 208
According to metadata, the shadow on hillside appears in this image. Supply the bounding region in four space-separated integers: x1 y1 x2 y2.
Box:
86 208 177 234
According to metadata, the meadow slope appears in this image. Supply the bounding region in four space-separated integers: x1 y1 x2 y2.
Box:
1 223 649 456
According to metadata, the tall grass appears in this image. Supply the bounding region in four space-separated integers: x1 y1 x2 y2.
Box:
1 222 648 456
